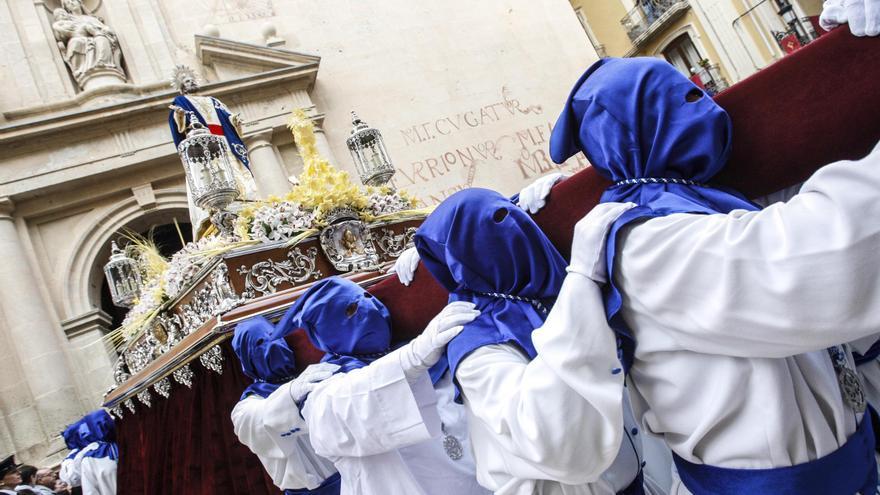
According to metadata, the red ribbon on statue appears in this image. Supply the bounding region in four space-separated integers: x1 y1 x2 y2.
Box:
780 33 803 54
207 124 224 136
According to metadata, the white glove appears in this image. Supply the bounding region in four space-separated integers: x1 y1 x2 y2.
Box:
287 362 340 403
568 202 637 284
397 301 479 382
821 0 880 36
390 246 420 286
517 172 568 214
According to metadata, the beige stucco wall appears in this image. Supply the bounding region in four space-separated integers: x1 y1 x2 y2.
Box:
571 0 635 57
0 0 597 463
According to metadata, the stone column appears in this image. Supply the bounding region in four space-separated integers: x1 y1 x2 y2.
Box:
0 305 44 460
246 129 293 197
0 198 81 453
61 310 114 405
313 125 340 165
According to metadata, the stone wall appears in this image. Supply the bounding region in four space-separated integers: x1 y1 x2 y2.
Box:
0 0 597 463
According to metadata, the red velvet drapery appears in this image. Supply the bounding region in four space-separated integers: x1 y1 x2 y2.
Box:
115 27 880 494
116 342 281 494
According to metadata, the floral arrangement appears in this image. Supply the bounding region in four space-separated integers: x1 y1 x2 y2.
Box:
109 108 424 351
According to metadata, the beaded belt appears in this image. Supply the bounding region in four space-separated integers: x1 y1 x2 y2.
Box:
613 177 708 187
474 291 549 315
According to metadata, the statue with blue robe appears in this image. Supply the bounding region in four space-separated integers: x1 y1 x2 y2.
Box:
168 65 259 238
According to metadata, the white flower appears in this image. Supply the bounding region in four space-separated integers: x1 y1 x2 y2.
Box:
249 201 315 243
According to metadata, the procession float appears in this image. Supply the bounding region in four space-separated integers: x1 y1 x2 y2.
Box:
100 29 880 495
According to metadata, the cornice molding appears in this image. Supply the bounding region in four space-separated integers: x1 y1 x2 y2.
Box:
0 37 321 146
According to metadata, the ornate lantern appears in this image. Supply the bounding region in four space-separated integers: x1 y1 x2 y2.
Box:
346 111 395 187
177 123 239 211
104 241 142 307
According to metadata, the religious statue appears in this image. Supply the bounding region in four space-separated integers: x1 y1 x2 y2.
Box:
168 65 259 238
51 0 125 90
341 228 363 256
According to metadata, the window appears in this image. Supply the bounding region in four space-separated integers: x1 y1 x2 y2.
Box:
662 33 703 76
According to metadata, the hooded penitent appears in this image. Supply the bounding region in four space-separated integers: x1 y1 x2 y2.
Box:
232 315 299 400
77 409 118 461
62 421 87 460
548 57 758 369
282 276 393 375
414 188 568 399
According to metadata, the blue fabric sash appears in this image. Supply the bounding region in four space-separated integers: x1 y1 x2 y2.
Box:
672 413 878 495
618 472 645 495
81 442 119 462
168 95 250 169
855 340 880 366
283 472 341 495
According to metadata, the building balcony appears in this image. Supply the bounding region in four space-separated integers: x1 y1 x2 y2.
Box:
621 0 691 50
691 62 729 96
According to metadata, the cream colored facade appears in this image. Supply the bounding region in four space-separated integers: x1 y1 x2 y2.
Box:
0 0 600 464
570 0 824 88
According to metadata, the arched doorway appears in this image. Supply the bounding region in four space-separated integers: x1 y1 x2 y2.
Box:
661 33 704 75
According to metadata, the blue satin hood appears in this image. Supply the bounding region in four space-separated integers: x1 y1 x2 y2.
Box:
414 188 567 400
283 276 392 373
549 57 757 370
232 315 298 399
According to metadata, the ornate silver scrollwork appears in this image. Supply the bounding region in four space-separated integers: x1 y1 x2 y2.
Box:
109 405 123 420
153 377 172 399
199 345 224 374
113 358 131 386
137 389 152 408
155 313 185 347
374 227 417 258
237 247 322 299
124 340 153 375
172 364 194 388
178 264 242 335
320 219 381 272
124 398 136 414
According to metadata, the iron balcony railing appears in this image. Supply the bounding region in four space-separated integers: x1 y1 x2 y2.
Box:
622 0 690 42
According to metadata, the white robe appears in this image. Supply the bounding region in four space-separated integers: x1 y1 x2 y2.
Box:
755 186 880 419
16 486 54 495
854 334 880 410
59 450 82 487
230 382 338 491
78 444 116 495
302 353 489 495
603 139 880 494
453 272 660 495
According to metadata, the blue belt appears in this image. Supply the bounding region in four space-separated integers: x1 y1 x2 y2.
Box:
618 471 645 495
854 340 880 366
284 472 341 495
673 413 878 495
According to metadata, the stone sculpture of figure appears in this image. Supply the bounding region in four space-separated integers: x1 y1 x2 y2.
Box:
51 0 124 89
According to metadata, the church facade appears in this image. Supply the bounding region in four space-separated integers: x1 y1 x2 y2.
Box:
0 0 597 464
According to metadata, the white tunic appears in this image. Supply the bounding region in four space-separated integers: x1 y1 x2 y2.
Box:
80 451 116 495
853 335 880 412
302 353 489 495
59 450 82 487
454 273 652 495
230 382 337 491
607 140 880 493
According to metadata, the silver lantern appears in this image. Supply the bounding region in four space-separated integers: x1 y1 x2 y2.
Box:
177 123 240 211
346 111 395 186
104 241 142 307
